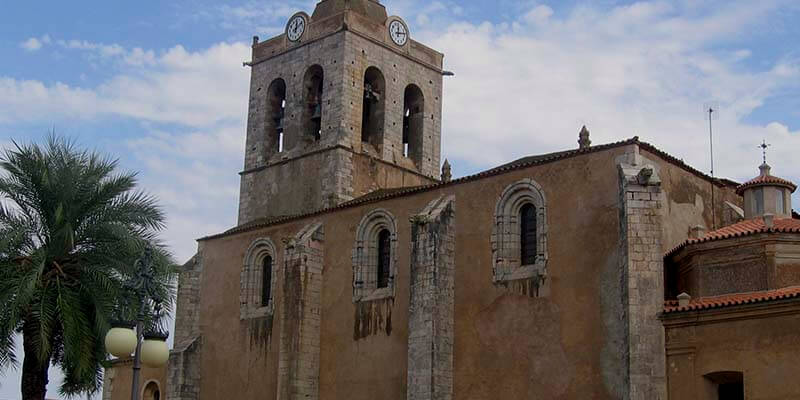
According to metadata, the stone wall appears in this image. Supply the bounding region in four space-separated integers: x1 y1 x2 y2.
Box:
238 8 443 225
278 222 324 400
617 145 667 400
407 196 455 400
166 246 204 400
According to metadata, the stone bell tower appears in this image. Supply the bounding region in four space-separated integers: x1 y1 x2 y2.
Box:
238 0 445 224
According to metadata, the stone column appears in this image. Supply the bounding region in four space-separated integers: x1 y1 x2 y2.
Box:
407 196 455 400
278 222 324 400
166 246 205 400
617 145 667 400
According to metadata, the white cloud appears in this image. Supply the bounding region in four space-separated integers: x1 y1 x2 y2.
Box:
418 0 800 189
524 5 554 24
0 42 250 262
20 35 50 51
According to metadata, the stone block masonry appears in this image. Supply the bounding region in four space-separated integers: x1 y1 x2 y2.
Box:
408 196 455 400
617 145 667 400
166 246 204 400
278 222 324 400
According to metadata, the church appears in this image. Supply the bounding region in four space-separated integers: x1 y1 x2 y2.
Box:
103 1 800 399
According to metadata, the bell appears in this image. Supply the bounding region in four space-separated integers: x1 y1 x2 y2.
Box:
311 104 322 120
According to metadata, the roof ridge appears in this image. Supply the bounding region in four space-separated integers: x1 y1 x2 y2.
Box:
201 136 739 241
663 285 800 314
665 217 800 257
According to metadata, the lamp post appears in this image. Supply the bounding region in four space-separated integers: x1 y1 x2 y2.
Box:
104 247 170 400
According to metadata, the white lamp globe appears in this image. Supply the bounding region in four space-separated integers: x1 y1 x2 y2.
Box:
105 323 137 358
141 333 170 367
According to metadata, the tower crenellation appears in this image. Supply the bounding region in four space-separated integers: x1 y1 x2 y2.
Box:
238 0 444 224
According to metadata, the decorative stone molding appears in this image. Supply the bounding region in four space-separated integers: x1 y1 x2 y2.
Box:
241 237 278 319
352 208 398 302
491 178 548 287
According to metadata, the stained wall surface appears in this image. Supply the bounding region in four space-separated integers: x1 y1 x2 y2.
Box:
191 142 741 399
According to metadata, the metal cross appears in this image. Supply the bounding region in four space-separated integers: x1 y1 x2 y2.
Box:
759 139 771 164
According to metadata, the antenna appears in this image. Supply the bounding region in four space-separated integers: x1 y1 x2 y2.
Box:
703 102 719 230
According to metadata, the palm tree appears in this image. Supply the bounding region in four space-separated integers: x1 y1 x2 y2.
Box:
0 136 175 399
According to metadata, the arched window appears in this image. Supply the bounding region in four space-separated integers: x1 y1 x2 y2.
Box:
520 203 537 265
361 67 385 147
241 238 277 319
143 381 160 400
377 229 391 288
352 209 397 301
261 255 273 307
402 84 424 164
266 78 286 154
303 65 324 141
492 179 548 287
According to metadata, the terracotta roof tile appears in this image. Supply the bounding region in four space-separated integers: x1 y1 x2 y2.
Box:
736 174 797 195
663 286 800 314
666 217 800 257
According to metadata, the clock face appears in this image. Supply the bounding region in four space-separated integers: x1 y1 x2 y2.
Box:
287 15 306 42
389 20 408 46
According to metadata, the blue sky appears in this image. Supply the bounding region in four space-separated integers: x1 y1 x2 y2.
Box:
1 0 800 398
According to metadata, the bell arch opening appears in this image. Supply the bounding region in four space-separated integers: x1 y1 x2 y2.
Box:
361 67 386 148
266 78 286 154
403 84 424 165
303 65 324 142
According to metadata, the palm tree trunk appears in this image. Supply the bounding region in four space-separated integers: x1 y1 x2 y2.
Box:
21 322 50 400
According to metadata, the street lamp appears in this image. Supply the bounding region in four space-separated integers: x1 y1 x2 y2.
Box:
104 247 170 400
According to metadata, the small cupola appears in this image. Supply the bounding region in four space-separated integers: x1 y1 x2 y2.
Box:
736 162 796 219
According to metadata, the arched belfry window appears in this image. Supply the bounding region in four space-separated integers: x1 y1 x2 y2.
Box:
361 67 385 147
266 78 286 154
241 238 278 319
402 84 424 165
492 178 548 286
352 209 397 302
303 65 324 141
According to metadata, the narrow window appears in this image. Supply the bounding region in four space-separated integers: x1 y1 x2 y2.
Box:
753 188 764 215
266 79 287 154
377 229 391 288
402 84 424 164
303 65 324 141
361 67 385 146
261 255 272 307
777 189 785 214
520 203 537 265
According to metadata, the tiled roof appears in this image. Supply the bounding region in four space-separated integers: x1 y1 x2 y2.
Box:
663 286 800 314
736 174 797 195
201 137 739 241
666 217 800 257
